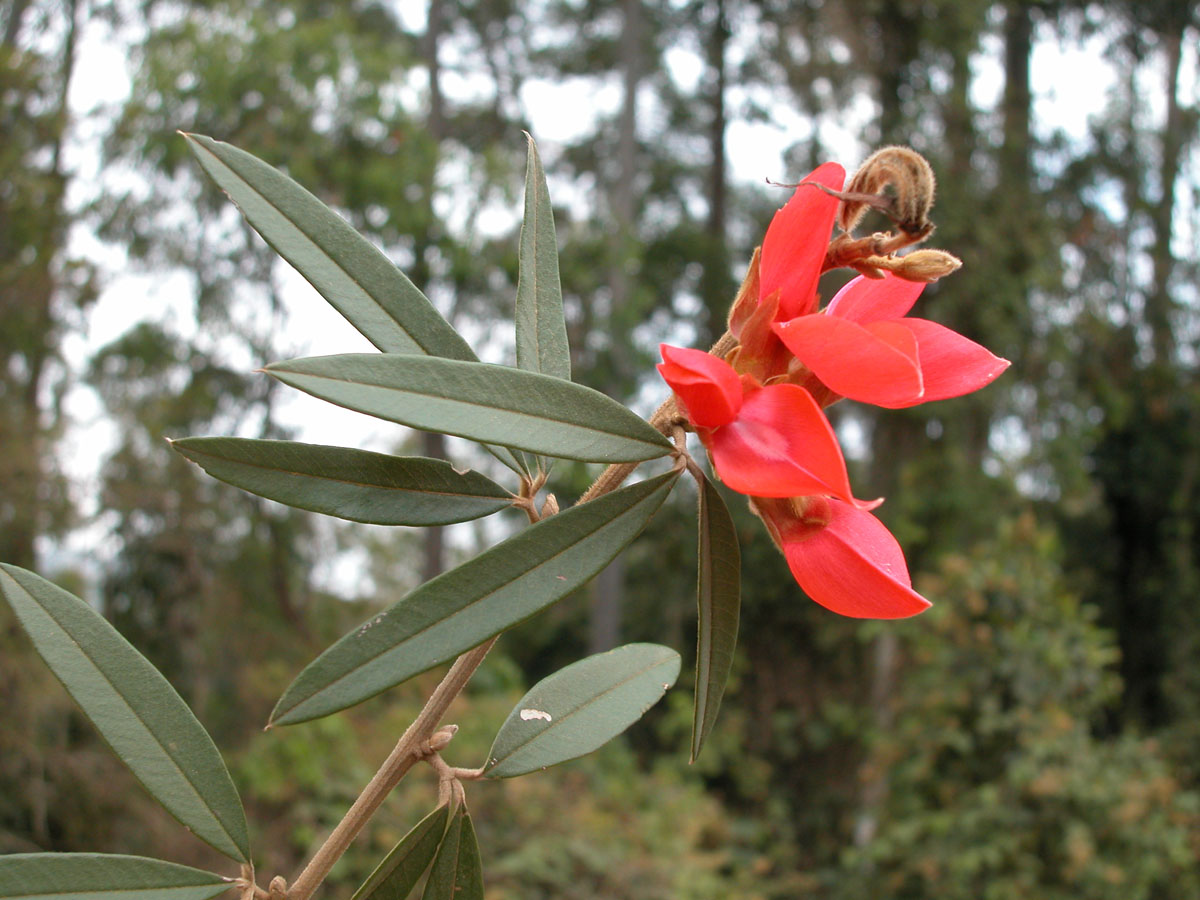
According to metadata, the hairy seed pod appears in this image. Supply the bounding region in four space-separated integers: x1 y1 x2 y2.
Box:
838 146 936 238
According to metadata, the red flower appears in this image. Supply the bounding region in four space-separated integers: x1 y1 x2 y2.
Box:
772 273 1010 409
753 495 931 619
759 162 845 320
657 344 870 504
727 163 844 383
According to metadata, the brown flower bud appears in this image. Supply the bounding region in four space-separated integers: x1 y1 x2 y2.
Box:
863 249 963 283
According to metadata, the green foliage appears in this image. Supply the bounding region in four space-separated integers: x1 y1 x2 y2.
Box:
182 133 476 360
826 516 1200 899
4 1 1200 897
171 439 512 526
0 566 249 862
272 472 680 725
263 353 673 463
0 854 230 900
485 643 680 778
515 134 570 383
421 808 483 900
352 804 448 900
691 472 741 762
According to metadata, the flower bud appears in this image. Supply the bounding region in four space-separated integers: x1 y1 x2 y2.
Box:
872 249 963 283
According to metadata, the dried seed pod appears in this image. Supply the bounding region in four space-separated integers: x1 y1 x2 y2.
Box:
838 146 936 238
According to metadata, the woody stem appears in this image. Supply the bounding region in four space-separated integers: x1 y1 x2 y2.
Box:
286 638 496 900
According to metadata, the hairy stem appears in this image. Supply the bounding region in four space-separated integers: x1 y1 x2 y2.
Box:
287 638 496 900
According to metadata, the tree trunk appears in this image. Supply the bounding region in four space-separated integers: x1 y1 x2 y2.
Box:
0 0 80 570
1145 22 1183 367
589 0 644 652
699 0 733 344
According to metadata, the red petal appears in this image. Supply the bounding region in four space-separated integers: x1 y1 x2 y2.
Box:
900 319 1011 406
707 383 856 501
782 499 931 619
772 314 924 408
657 345 743 428
825 273 924 323
760 162 844 320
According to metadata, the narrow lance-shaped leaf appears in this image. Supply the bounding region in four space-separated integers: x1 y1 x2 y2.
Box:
0 854 231 900
171 438 512 526
420 808 484 900
484 643 681 778
265 354 673 464
272 471 679 725
0 566 251 863
515 134 570 382
352 805 450 900
691 472 741 762
181 135 527 478
182 133 474 360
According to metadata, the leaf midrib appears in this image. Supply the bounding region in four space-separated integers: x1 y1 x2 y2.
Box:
177 444 509 501
274 363 665 452
278 481 671 721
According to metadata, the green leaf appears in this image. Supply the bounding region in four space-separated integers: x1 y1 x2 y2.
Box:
271 471 678 725
265 354 672 463
420 809 483 900
352 805 449 900
0 566 251 862
171 438 511 526
483 643 681 778
691 472 741 762
515 134 570 382
0 854 230 900
182 133 474 360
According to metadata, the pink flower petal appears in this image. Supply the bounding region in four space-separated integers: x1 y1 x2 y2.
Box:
707 383 856 501
760 163 844 320
772 314 924 408
782 499 931 619
657 344 743 428
900 319 1012 406
825 273 924 323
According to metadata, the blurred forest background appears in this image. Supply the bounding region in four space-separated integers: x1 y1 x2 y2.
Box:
3 0 1200 897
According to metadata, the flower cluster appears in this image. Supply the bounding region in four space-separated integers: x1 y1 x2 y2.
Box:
658 158 1009 619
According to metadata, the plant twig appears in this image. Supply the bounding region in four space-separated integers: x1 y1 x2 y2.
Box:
286 638 496 900
578 396 680 504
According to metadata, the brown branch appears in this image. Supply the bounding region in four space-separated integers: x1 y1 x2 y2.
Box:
286 639 496 900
